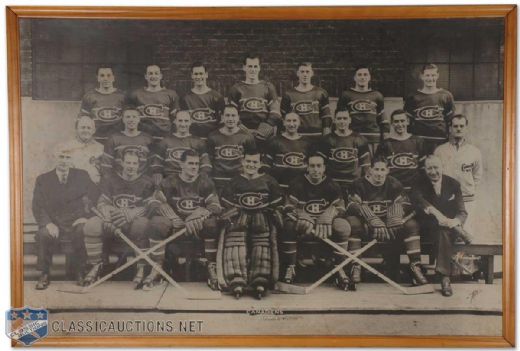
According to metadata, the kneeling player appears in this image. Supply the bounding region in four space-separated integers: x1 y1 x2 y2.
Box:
347 157 428 285
148 150 223 290
221 148 283 299
281 153 356 291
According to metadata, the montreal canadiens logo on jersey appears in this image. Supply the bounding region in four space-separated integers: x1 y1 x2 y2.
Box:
366 201 389 216
216 145 243 160
141 104 167 117
350 100 376 114
242 98 267 112
415 106 444 120
166 148 189 162
191 109 215 123
294 101 317 115
282 152 305 167
389 153 417 169
331 148 358 162
238 192 268 209
113 194 140 208
93 107 121 122
304 199 328 215
461 163 474 172
175 197 203 211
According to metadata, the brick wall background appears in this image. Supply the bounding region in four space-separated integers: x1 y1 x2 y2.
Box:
21 18 504 101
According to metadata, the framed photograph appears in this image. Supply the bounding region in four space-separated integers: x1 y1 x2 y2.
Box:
7 5 516 347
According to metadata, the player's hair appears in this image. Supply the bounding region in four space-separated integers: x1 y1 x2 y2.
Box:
390 109 409 122
122 107 140 116
180 149 199 162
370 155 389 167
421 63 438 73
354 64 370 73
334 109 350 117
297 62 313 69
191 62 207 72
450 114 469 126
96 66 114 75
243 53 261 65
307 152 325 163
243 145 261 157
174 110 190 119
223 104 239 113
122 149 139 162
283 111 301 120
145 64 162 72
75 115 95 130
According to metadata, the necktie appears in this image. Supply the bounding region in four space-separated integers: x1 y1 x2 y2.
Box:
60 173 67 184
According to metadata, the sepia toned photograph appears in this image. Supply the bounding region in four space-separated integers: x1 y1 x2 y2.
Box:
7 5 516 348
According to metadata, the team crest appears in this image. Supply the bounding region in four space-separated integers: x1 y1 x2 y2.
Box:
93 107 121 122
351 100 376 113
113 194 139 208
366 201 389 216
243 98 266 112
191 109 214 123
282 152 305 167
415 106 443 120
217 145 242 160
331 148 357 161
304 199 328 215
294 101 316 115
142 104 167 117
389 153 417 169
176 197 203 211
238 192 268 209
6 307 48 346
461 163 474 172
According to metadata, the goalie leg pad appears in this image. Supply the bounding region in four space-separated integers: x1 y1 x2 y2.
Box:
251 212 269 234
249 229 272 287
223 230 248 287
403 218 421 262
83 216 104 265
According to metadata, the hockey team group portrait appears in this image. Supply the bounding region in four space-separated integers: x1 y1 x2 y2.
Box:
16 16 505 337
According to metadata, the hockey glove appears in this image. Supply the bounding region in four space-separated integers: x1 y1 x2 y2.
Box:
185 207 211 238
315 206 338 238
255 122 275 141
358 204 390 241
386 202 405 240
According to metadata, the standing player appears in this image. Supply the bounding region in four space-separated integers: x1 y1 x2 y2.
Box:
336 65 385 154
404 63 455 155
318 110 371 195
228 54 281 145
82 150 156 287
151 111 211 184
149 150 223 290
346 157 428 285
180 62 226 139
280 153 355 291
206 105 256 193
127 65 180 140
264 112 311 190
376 109 425 191
79 66 126 144
280 62 332 140
100 108 154 178
220 148 283 299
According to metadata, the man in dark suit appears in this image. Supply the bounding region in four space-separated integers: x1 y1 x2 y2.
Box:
410 155 468 297
32 144 99 290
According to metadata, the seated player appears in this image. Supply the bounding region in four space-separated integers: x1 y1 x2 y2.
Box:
280 152 356 291
206 104 256 193
148 149 223 291
151 110 211 186
346 157 428 285
220 148 283 299
264 112 311 190
100 107 154 178
376 109 425 191
82 150 156 288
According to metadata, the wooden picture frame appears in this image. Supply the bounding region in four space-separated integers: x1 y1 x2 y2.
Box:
7 5 516 347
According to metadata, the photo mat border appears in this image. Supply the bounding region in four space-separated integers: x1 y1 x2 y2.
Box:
6 5 516 347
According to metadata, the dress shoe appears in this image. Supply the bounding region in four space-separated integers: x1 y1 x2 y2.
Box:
441 276 453 297
35 273 49 290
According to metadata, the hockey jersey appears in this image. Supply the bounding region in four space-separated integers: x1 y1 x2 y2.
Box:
349 175 405 219
180 89 225 138
336 89 385 143
206 129 256 180
98 172 155 210
151 134 211 176
127 87 180 138
160 173 220 219
280 86 332 136
264 134 311 188
222 173 282 211
79 89 126 142
318 132 371 186
287 174 345 218
376 135 425 189
404 89 455 141
101 131 154 177
228 81 281 129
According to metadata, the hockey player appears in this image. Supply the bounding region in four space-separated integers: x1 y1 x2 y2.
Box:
180 62 226 139
346 157 428 285
280 152 356 291
148 149 223 290
82 150 156 287
280 62 332 140
336 65 385 154
318 110 371 195
62 115 104 184
375 109 425 191
206 105 256 193
264 112 311 190
220 148 283 299
127 65 180 140
151 110 211 184
79 66 126 144
100 108 154 178
228 54 281 145
404 63 455 155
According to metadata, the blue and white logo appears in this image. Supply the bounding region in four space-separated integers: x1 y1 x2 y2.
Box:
6 307 48 346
